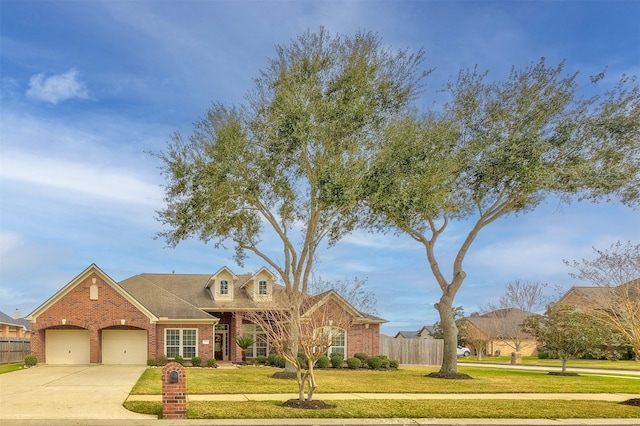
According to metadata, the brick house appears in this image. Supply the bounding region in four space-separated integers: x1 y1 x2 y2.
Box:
462 309 538 357
26 264 385 365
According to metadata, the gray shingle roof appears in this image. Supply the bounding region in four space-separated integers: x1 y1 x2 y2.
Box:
0 311 30 329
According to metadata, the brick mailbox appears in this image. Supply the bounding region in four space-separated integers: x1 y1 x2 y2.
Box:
162 362 186 419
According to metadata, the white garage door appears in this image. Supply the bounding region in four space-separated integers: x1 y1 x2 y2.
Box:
46 329 90 365
102 330 147 365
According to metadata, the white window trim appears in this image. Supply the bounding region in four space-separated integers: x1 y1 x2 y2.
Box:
241 324 269 358
165 328 198 359
323 327 347 356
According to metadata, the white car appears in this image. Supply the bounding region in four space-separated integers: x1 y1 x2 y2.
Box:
457 345 471 357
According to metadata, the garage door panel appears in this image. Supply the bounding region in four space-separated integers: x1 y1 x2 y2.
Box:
46 330 90 365
102 330 147 365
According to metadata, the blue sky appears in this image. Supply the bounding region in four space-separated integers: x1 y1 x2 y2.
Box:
1 0 638 335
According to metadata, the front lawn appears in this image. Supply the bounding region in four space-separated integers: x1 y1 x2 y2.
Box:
130 365 640 395
0 363 24 375
124 399 640 420
463 356 639 371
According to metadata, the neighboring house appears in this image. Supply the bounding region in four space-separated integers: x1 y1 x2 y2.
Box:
0 310 31 339
394 326 435 339
26 264 385 365
463 309 537 357
557 279 640 311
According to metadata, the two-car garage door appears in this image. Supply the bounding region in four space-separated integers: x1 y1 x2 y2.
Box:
45 329 147 365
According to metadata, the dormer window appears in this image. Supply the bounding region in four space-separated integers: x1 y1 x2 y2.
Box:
220 280 229 295
258 280 268 295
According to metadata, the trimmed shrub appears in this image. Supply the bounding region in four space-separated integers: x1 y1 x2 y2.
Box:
366 355 383 369
256 355 267 364
538 351 550 359
206 357 217 367
346 357 362 369
389 359 399 369
380 358 390 369
316 355 330 369
155 354 168 366
354 352 369 365
146 358 155 367
330 354 344 368
191 356 202 367
173 355 184 366
24 355 37 367
267 353 279 366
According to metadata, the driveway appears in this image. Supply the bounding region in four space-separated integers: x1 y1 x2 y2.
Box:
0 365 156 421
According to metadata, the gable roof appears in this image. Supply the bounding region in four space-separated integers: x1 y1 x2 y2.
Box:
303 290 386 325
0 311 30 330
394 325 435 338
26 264 157 322
464 308 535 339
118 272 291 314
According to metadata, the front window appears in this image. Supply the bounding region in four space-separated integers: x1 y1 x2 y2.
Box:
165 329 197 358
323 327 346 356
220 280 228 295
258 280 268 295
242 324 268 358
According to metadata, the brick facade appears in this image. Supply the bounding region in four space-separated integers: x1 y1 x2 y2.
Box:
30 271 155 364
28 265 384 365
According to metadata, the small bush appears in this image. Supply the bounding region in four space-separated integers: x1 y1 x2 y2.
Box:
330 354 344 368
316 355 330 369
155 354 168 366
347 357 362 369
267 353 279 366
191 356 202 367
256 355 267 364
146 358 155 367
206 358 217 367
24 355 37 367
367 356 383 369
538 351 550 359
389 359 399 369
354 352 369 364
173 355 184 366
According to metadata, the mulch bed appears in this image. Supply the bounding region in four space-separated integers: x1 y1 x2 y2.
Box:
282 399 335 409
620 399 640 407
547 372 580 376
271 371 298 379
426 371 473 380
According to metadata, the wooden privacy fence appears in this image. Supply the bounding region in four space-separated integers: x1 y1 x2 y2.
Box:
379 335 443 365
0 338 31 364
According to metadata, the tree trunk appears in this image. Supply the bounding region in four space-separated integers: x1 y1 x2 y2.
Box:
436 295 459 375
561 357 568 373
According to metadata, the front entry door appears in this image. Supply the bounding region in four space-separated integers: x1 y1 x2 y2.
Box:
214 324 228 360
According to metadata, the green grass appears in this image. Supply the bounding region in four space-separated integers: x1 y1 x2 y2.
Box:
0 363 24 375
124 399 640 420
131 365 640 395
464 356 640 371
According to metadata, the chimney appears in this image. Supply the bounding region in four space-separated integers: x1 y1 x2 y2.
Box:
14 309 21 319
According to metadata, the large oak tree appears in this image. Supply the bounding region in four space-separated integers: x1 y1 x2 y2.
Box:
156 28 425 388
365 59 639 376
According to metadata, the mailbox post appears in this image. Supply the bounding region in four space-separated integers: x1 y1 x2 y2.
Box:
162 362 186 419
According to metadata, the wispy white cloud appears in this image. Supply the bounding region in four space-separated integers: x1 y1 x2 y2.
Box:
1 150 162 207
26 68 89 104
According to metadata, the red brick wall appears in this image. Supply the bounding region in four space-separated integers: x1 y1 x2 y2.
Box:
162 362 186 419
31 272 154 363
155 323 214 362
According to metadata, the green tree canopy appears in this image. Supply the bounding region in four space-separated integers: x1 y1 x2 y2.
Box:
156 28 426 399
521 303 620 373
365 59 639 376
